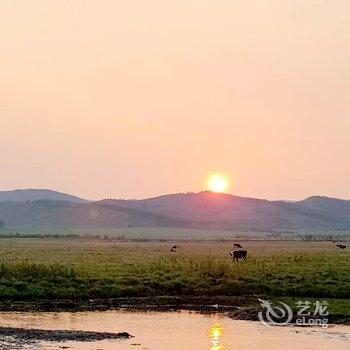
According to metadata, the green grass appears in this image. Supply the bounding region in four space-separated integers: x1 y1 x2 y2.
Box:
3 227 349 240
0 239 349 302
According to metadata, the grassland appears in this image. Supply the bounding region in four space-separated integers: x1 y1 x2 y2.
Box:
0 238 349 321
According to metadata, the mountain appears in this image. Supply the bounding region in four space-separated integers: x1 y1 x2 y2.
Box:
0 200 183 229
100 192 350 231
0 189 87 203
0 190 350 231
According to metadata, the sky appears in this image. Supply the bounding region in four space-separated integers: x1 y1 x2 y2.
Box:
1 0 350 200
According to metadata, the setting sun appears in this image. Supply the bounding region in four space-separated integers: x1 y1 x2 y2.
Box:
207 175 229 193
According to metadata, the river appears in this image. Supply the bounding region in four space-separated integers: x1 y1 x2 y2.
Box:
0 310 349 349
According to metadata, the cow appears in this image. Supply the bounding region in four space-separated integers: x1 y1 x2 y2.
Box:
170 245 178 252
230 250 247 262
233 243 243 248
336 244 347 249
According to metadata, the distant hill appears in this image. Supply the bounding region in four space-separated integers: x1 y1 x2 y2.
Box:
0 200 185 229
0 189 87 203
0 190 350 231
101 192 350 231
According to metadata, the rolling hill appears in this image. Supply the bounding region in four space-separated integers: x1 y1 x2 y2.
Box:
0 189 350 231
0 200 183 229
0 189 87 203
101 192 350 231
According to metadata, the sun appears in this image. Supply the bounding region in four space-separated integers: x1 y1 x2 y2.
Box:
207 174 229 193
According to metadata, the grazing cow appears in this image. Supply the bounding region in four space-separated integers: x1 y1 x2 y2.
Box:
233 243 243 248
170 245 178 252
230 250 247 262
336 244 347 249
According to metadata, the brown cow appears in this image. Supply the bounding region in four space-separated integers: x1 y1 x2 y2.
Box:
230 250 247 262
233 243 243 248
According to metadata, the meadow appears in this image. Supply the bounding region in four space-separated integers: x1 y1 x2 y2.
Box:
0 238 349 309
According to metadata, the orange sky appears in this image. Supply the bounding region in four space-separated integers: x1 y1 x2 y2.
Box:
1 1 350 200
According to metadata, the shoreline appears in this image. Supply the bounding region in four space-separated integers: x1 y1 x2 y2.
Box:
0 327 132 342
0 297 349 326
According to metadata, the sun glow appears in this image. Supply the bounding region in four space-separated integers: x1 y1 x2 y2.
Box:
209 324 225 350
207 175 229 193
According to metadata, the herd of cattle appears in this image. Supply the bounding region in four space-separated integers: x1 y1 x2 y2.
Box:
170 243 248 261
169 240 347 261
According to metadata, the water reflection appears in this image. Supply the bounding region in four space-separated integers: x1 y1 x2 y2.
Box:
1 311 349 350
209 323 225 350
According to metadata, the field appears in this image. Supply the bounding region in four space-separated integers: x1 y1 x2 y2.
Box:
0 237 349 320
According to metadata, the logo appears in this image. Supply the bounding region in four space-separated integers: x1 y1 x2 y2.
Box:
258 299 329 327
258 299 293 326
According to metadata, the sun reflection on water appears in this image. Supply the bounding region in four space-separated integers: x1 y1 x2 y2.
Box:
209 323 226 350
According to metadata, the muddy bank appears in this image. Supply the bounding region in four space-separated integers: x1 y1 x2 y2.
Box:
0 326 132 342
0 296 255 312
0 297 349 325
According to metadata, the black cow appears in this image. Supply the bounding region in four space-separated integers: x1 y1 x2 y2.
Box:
336 244 347 249
233 243 243 248
170 245 178 252
230 250 247 262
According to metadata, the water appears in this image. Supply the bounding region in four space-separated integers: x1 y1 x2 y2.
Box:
0 310 349 349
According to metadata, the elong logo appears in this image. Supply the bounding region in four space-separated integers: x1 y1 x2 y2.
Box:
258 299 329 327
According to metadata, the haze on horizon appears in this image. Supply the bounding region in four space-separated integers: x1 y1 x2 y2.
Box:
1 1 350 201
